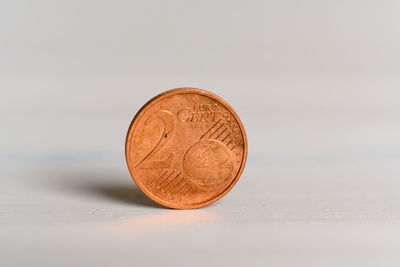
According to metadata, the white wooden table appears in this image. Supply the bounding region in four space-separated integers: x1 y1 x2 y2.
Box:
2 74 400 266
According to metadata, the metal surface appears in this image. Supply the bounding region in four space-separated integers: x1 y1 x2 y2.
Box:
125 88 248 209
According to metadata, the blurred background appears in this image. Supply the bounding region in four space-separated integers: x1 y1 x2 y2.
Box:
1 1 400 266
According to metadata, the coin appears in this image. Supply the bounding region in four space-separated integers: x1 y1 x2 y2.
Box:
125 88 248 209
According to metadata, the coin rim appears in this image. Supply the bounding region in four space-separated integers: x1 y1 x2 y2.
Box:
125 88 248 209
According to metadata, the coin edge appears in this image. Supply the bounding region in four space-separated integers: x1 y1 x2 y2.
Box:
125 87 248 209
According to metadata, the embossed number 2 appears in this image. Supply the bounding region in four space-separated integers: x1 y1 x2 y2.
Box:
136 110 175 169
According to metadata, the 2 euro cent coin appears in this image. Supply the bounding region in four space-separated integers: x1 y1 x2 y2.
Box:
125 88 248 209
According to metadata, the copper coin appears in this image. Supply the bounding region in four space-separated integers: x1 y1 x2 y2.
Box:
125 88 248 209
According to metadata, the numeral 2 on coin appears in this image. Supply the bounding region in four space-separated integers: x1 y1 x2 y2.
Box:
136 110 175 169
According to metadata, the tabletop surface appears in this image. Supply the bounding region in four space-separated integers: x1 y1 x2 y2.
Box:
2 74 400 267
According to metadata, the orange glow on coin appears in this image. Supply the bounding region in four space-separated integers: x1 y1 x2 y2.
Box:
125 88 247 209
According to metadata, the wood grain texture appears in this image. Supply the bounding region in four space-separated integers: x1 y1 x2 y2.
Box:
1 102 400 266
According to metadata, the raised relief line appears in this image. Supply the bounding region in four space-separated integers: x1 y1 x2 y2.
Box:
221 133 231 142
182 186 192 196
215 127 228 139
158 170 175 186
200 119 222 139
225 140 233 148
208 123 225 139
211 126 228 140
162 172 181 191
176 183 189 195
153 170 168 183
169 177 185 192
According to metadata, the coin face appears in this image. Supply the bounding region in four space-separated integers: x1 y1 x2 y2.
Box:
125 88 247 209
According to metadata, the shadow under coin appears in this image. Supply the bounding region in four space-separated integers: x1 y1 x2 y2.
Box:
39 169 165 209
87 184 164 209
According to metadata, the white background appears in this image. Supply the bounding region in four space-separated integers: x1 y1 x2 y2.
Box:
1 1 400 266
